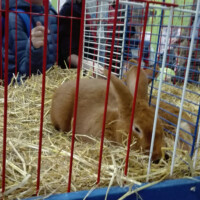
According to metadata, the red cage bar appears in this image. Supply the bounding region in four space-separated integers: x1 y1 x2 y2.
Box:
29 4 32 78
1 0 192 198
2 0 9 195
0 0 3 80
68 0 74 69
97 0 120 184
124 1 150 176
36 0 50 195
67 0 86 193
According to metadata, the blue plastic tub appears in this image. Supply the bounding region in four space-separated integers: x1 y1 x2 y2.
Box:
24 176 200 200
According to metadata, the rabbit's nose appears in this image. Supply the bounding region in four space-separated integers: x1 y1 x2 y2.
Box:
152 159 160 164
152 153 162 163
164 153 170 160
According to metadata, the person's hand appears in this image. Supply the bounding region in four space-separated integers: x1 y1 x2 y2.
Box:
31 21 49 49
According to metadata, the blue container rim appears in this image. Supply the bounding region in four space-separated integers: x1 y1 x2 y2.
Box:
24 176 200 200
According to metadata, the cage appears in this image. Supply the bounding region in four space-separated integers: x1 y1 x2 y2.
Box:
0 0 200 199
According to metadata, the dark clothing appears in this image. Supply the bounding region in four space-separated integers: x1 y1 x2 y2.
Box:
1 0 57 84
58 1 82 68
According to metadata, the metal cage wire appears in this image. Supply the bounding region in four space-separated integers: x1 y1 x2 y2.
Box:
82 0 200 182
0 0 200 198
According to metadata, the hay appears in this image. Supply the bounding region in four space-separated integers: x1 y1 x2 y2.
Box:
0 66 200 199
150 79 200 122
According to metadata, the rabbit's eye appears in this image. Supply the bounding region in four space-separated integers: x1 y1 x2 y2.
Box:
135 127 141 133
132 125 143 138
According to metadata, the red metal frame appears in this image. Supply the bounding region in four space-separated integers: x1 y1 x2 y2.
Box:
192 27 200 80
2 0 9 195
124 1 150 176
126 6 134 64
97 0 120 184
36 0 49 195
29 4 33 78
68 0 74 69
133 0 178 7
0 0 2 80
56 0 60 64
67 0 86 193
0 0 181 198
14 0 18 76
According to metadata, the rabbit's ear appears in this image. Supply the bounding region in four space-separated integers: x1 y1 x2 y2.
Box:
104 69 133 118
143 64 160 84
125 59 138 69
122 59 138 74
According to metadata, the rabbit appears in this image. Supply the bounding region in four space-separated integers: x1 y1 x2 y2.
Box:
122 60 195 151
123 59 149 101
51 69 164 161
123 59 160 101
143 63 160 84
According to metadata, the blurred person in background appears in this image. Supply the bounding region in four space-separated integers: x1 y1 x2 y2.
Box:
1 0 57 84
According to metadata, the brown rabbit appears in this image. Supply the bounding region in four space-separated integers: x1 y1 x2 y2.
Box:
51 70 163 161
122 60 194 151
123 59 149 101
123 59 160 101
143 64 160 84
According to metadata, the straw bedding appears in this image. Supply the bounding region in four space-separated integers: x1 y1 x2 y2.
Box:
0 66 199 199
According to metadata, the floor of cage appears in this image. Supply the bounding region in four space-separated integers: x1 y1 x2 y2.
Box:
0 66 199 199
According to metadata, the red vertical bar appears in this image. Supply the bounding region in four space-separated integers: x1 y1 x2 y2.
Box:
36 0 49 195
97 0 119 185
124 2 150 176
165 10 173 81
0 1 3 80
148 8 154 66
127 6 133 62
67 0 86 193
191 20 200 81
187 0 196 82
138 6 144 60
68 0 74 69
2 0 9 195
29 4 32 78
56 0 60 64
14 0 18 76
177 0 193 83
157 11 165 75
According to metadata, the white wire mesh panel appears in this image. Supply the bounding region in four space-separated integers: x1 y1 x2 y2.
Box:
83 0 200 172
83 0 127 77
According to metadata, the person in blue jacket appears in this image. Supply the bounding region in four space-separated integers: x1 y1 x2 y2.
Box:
1 0 57 84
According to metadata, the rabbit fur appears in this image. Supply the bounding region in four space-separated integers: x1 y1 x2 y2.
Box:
123 59 160 101
51 69 163 161
124 59 195 151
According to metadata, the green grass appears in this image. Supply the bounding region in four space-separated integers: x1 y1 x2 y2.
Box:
147 0 195 50
51 0 57 10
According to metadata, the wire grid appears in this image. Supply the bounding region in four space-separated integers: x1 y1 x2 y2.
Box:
0 0 199 197
83 0 126 77
83 0 200 161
